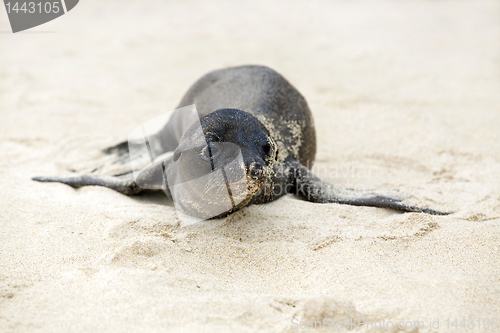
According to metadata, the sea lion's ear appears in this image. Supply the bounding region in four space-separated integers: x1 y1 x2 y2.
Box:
275 148 279 161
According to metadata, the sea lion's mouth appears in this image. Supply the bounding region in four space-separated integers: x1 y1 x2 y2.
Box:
222 170 267 205
228 173 263 196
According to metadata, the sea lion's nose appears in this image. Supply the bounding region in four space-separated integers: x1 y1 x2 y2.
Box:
249 161 264 180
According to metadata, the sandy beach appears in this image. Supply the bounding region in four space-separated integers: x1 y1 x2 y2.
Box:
1 0 499 331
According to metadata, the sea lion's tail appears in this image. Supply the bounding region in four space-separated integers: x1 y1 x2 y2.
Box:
287 162 452 216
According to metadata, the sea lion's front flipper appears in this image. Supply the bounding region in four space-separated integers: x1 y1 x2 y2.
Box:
32 174 142 195
287 162 451 215
33 155 173 197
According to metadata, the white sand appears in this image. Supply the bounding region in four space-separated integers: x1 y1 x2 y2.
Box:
1 0 499 332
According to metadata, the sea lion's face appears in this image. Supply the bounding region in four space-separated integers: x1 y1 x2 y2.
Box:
167 109 277 219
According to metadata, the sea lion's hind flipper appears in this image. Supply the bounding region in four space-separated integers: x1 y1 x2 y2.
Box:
102 140 129 156
32 175 142 195
100 140 148 176
289 162 452 216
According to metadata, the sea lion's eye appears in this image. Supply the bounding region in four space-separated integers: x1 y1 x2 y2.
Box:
262 144 271 156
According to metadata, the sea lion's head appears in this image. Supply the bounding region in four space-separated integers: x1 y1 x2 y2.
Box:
167 109 278 219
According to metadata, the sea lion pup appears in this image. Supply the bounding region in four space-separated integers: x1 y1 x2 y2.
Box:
33 65 449 217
